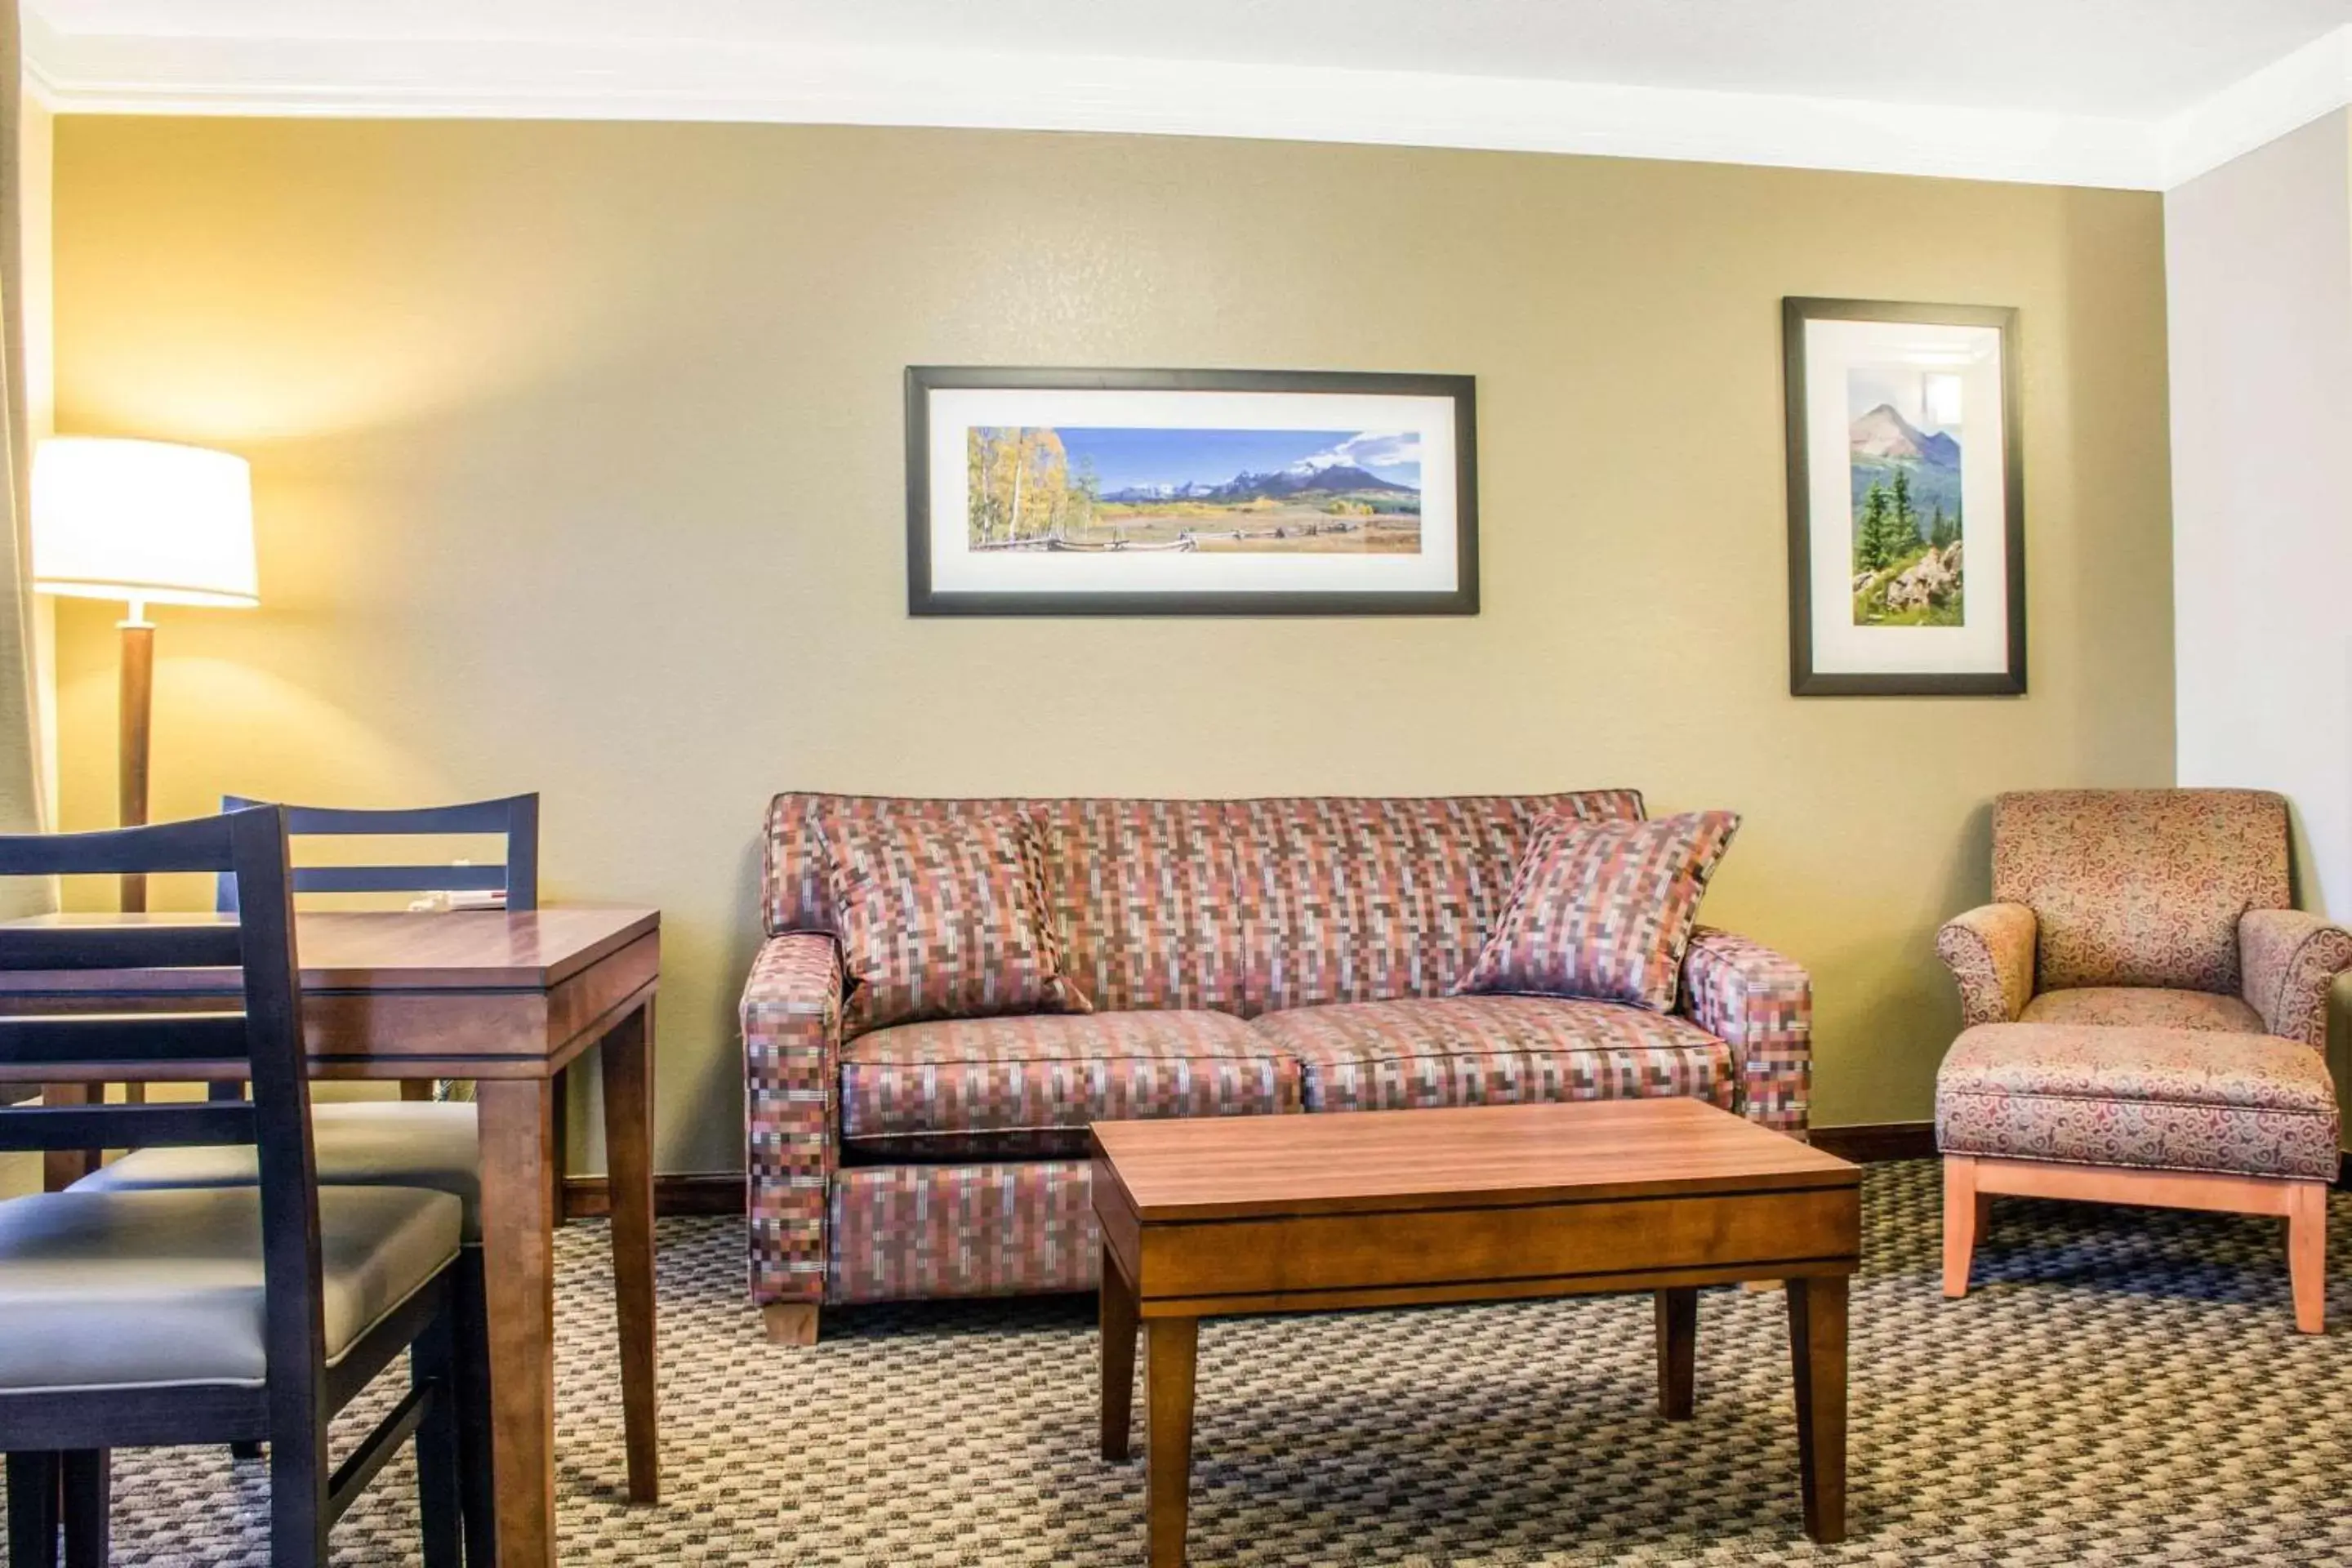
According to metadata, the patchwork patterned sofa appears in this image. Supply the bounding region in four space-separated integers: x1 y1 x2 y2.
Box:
743 791 1811 1343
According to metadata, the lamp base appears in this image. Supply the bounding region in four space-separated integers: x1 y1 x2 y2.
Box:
118 614 153 913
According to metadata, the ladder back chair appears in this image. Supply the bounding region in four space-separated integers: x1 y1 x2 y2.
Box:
221 791 540 1099
0 808 470 1567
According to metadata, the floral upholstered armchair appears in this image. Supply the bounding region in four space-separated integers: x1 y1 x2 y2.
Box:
1936 789 2352 1048
1934 788 2352 1331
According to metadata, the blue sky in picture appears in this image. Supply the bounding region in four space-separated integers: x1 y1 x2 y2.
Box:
1020 426 1423 492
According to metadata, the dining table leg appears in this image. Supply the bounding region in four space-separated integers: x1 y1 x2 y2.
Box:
474 1076 559 1568
600 997 661 1503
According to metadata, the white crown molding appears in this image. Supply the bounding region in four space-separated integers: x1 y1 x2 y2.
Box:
22 15 2352 191
19 20 2168 189
2155 25 2352 188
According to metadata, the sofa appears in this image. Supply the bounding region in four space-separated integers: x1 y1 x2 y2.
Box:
743 790 1811 1343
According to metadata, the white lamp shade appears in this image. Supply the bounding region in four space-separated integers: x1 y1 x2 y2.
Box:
32 437 259 608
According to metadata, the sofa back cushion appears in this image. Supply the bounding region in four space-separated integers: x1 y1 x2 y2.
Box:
825 801 1093 1034
1991 789 2290 994
766 790 1645 1026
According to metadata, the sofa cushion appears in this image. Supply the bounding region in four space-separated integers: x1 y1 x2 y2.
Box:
1232 792 1646 1013
1991 789 2288 995
767 791 1646 1018
2019 987 2264 1035
1936 1022 2338 1180
826 802 1089 1035
1255 995 1733 1115
839 1010 1298 1160
1454 811 1740 1011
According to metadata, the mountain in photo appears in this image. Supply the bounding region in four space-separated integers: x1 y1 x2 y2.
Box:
1106 462 1416 505
1850 402 1963 537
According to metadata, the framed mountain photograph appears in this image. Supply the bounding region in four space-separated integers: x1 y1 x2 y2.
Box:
1783 299 2025 695
905 367 1478 615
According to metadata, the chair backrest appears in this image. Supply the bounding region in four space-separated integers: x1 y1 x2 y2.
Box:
216 793 539 914
0 808 332 1399
1990 788 2292 995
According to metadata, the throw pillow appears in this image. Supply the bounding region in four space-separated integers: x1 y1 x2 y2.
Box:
825 804 1092 1032
1454 810 1741 1012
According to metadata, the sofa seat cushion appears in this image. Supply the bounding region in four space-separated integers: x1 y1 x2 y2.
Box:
2019 987 2264 1035
1256 995 1733 1115
840 1010 1299 1160
1936 1022 2339 1180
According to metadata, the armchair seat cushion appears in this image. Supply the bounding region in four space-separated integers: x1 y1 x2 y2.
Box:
2019 987 2264 1035
74 1102 482 1242
840 1010 1298 1160
0 1185 461 1392
1258 994 1733 1115
1937 1022 2339 1180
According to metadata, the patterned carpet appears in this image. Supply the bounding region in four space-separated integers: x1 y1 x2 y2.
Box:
72 1160 2352 1566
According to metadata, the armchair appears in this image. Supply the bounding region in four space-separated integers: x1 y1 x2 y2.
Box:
1934 789 2351 1331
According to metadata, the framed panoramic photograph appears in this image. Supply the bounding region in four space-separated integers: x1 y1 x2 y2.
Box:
905 367 1477 616
1783 299 2025 696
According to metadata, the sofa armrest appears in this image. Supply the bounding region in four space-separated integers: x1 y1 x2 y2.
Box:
1678 926 1811 1137
2241 909 2352 1048
743 932 845 1307
1936 902 2036 1027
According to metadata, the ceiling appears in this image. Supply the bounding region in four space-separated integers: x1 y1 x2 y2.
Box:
23 0 2352 189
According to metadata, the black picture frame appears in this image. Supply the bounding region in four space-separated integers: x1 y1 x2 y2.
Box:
906 366 1479 617
1784 298 2025 696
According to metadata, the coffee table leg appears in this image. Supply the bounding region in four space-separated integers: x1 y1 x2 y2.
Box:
1654 1287 1697 1419
1101 1243 1139 1462
1147 1316 1197 1568
1788 1276 1847 1544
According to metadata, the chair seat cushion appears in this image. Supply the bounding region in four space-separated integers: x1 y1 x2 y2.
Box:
0 1185 461 1392
840 1010 1298 1160
2020 987 2264 1034
74 1102 481 1241
1936 1022 2340 1179
1257 994 1734 1114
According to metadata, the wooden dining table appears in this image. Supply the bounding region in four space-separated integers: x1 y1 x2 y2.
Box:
0 905 662 1568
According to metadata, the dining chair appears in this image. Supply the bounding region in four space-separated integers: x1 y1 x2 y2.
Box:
70 792 540 1555
220 791 541 1104
0 807 470 1566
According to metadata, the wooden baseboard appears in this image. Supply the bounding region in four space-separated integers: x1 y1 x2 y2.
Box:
563 1172 744 1220
1811 1122 1936 1163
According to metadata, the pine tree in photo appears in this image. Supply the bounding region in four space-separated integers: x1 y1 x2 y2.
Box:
1890 468 1921 556
1857 481 1895 572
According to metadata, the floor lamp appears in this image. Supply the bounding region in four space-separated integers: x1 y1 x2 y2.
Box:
30 436 259 911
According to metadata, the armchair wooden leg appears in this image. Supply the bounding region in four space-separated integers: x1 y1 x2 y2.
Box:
763 1303 821 1347
2288 1180 2328 1334
1942 1155 1984 1298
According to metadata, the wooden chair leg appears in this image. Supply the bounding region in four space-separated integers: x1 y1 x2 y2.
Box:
2288 1179 2328 1334
412 1298 465 1568
764 1302 821 1346
7 1451 60 1568
60 1451 108 1568
267 1419 329 1567
1942 1155 1982 1298
452 1248 498 1568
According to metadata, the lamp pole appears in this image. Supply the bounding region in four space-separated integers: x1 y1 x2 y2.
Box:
117 598 153 912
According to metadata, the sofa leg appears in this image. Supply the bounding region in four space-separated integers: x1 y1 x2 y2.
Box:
763 1303 821 1347
2288 1181 2328 1334
1941 1156 1982 1299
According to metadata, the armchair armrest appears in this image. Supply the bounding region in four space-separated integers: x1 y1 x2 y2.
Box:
2240 909 2352 1047
742 932 845 1307
1936 902 2036 1027
1678 926 1811 1137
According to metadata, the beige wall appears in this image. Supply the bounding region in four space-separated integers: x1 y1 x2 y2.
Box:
49 118 2176 1171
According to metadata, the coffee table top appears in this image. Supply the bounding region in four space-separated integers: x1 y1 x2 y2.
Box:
1091 1098 1858 1221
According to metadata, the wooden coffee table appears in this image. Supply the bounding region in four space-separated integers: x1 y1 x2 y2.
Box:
1091 1098 1862 1565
